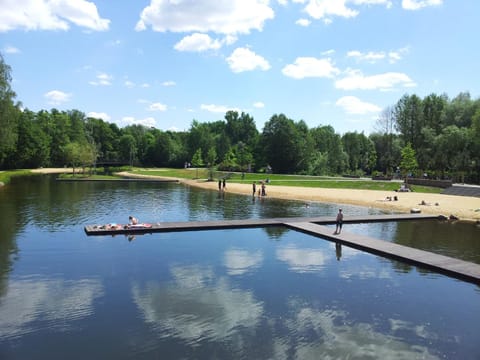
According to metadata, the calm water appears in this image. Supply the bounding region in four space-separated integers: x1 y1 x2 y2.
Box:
0 175 479 359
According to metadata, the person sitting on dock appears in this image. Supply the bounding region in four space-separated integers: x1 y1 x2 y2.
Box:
129 216 138 225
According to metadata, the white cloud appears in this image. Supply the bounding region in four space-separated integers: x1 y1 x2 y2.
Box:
296 18 311 26
335 69 416 90
226 47 271 73
148 102 167 111
336 96 381 114
301 0 392 22
347 50 386 63
136 0 274 35
282 57 340 79
3 45 20 54
0 0 110 32
353 0 392 7
124 80 135 88
304 0 359 20
253 101 265 108
162 81 176 87
174 33 222 52
44 90 71 105
89 72 112 86
201 104 240 113
348 47 409 64
402 0 442 10
87 111 111 121
121 116 156 127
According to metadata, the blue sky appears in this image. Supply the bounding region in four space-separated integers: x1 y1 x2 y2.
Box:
1 0 479 134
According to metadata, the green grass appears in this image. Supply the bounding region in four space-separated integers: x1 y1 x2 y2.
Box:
131 168 443 194
57 173 123 180
0 169 35 185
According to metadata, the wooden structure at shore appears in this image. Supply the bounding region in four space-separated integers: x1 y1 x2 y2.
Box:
84 214 480 285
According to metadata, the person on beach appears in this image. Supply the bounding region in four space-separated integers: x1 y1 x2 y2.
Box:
129 216 138 225
334 209 343 234
252 182 256 197
222 178 226 191
218 179 222 191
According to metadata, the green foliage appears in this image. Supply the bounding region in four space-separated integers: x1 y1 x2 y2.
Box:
399 143 418 179
1 53 480 183
191 148 204 167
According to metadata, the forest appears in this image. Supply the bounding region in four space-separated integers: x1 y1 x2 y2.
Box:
1 53 479 183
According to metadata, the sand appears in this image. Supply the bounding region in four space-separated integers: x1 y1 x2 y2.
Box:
30 168 480 222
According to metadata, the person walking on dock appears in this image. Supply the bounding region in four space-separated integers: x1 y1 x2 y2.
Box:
334 209 343 235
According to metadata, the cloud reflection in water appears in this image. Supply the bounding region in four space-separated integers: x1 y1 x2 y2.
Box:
0 277 104 339
223 249 263 275
131 265 264 346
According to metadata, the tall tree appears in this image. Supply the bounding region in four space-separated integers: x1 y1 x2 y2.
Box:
261 114 306 174
0 53 20 168
394 94 424 150
399 143 418 182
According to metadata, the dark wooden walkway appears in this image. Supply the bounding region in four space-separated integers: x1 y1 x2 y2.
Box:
285 222 480 285
84 213 480 284
84 213 438 236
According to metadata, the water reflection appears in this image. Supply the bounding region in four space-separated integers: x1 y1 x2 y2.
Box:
223 249 263 275
272 302 439 359
131 265 264 346
346 220 480 264
277 245 331 273
0 277 103 340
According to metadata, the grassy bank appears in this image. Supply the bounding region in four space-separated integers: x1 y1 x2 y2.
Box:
131 168 443 194
0 170 36 185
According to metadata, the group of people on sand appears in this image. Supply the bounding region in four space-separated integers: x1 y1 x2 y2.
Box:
252 181 267 197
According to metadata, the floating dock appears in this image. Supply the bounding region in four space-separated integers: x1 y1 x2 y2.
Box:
84 213 438 235
84 213 480 285
284 221 480 285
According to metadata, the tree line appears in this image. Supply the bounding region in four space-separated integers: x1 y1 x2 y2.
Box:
1 53 479 183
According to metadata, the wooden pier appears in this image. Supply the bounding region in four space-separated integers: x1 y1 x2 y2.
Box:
84 213 438 236
84 213 480 285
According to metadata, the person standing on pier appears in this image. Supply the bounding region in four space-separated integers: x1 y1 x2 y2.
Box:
334 209 343 235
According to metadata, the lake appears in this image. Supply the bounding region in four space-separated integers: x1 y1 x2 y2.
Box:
0 175 479 359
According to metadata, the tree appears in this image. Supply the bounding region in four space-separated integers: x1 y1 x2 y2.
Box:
118 134 136 166
62 142 82 176
394 94 424 150
0 52 20 168
399 143 418 182
310 125 346 175
206 147 217 181
261 114 307 173
191 148 204 179
12 110 49 168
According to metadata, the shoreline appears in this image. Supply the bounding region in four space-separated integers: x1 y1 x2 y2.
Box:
31 168 480 223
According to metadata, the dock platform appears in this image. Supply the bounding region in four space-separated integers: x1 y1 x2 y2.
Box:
285 222 480 285
84 213 480 284
84 213 438 236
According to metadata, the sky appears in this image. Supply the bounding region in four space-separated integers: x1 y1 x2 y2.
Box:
1 0 479 134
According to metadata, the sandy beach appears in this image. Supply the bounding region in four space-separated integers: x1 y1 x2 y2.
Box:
31 168 480 222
